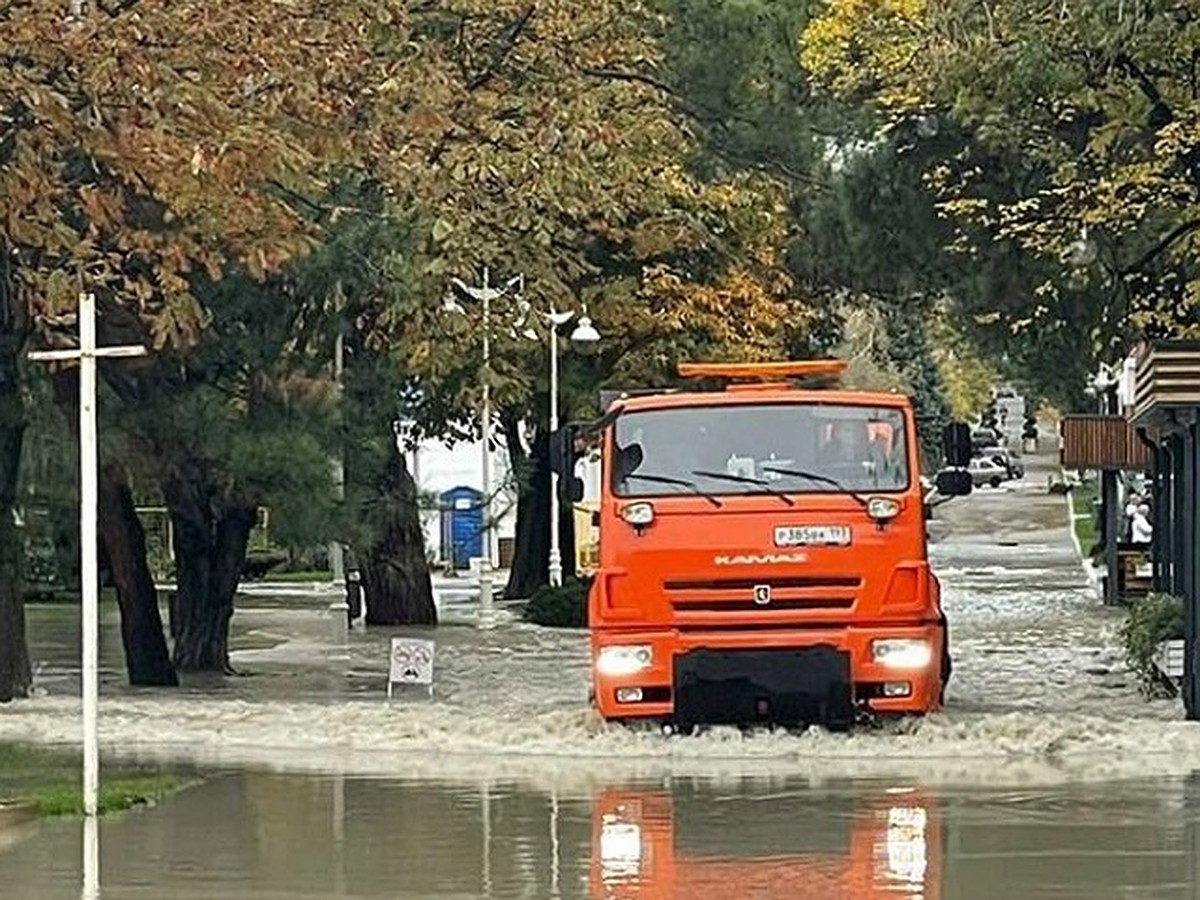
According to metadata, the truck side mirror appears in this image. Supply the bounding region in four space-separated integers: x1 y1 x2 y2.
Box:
935 469 973 497
550 425 586 504
548 426 574 476
942 422 973 468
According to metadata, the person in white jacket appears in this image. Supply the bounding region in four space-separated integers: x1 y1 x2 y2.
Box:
1131 504 1153 544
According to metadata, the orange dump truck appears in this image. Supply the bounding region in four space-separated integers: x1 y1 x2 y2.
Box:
589 784 942 899
560 360 972 730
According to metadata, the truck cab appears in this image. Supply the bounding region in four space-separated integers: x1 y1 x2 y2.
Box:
576 360 969 729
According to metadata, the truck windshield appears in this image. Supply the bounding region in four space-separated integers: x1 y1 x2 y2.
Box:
611 403 909 497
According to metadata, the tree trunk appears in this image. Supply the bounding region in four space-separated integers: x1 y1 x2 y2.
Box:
0 368 30 702
98 462 177 686
504 422 575 599
358 446 437 626
164 474 256 672
0 275 30 702
48 500 81 592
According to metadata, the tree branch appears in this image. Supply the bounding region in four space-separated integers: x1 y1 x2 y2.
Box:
465 5 535 92
1114 52 1174 128
1120 218 1200 278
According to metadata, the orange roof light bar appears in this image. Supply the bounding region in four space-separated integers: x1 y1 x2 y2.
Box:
677 360 848 381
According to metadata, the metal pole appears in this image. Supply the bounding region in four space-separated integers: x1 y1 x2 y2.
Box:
1176 438 1187 597
1153 444 1168 594
330 325 346 589
548 311 562 588
1102 466 1120 604
79 292 100 818
479 268 494 625
449 267 525 624
1186 420 1198 719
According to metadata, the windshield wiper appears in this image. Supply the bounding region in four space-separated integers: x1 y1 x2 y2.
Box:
690 469 795 507
623 472 723 508
759 465 871 510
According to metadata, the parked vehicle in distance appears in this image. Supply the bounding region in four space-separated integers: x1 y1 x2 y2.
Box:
979 445 1024 479
971 428 1001 451
967 456 1007 488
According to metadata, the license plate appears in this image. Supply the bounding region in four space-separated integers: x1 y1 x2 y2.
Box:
774 525 851 547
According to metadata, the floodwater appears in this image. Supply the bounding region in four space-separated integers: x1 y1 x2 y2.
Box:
4 445 1200 896
2 771 1200 898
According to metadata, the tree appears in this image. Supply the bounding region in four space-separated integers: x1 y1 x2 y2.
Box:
0 0 405 694
0 262 30 701
802 0 1200 353
287 192 440 627
110 273 345 672
39 347 179 686
351 1 812 597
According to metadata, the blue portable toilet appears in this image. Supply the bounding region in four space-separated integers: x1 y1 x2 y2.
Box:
439 486 484 570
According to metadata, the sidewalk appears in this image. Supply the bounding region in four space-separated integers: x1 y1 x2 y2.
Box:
226 569 514 605
150 568 512 603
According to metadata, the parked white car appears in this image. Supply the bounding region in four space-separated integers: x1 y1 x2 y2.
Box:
968 456 1007 488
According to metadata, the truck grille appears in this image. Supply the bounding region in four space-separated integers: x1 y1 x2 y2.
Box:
665 576 860 618
665 576 860 591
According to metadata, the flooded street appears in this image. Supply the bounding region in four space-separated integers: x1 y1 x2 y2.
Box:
2 771 1200 898
4 446 1200 896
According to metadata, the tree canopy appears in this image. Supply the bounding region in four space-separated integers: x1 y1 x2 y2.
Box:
803 0 1200 354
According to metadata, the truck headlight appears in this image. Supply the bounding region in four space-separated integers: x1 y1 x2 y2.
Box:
596 645 653 677
871 638 932 669
867 497 901 520
620 502 654 527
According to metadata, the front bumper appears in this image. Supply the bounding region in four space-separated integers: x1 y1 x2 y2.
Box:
674 645 855 728
591 624 944 724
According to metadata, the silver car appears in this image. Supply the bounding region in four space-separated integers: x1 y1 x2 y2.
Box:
968 456 1007 488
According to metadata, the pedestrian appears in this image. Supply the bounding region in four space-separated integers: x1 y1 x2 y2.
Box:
1124 493 1139 540
1131 503 1153 545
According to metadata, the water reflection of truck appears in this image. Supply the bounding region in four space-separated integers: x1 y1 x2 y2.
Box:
589 783 942 899
557 360 972 730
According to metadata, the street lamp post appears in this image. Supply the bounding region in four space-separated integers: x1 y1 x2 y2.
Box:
446 268 525 625
544 307 600 587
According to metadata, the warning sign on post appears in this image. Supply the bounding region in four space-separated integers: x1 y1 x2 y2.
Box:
387 637 435 698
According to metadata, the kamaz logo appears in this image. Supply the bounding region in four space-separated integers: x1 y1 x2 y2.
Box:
713 553 808 566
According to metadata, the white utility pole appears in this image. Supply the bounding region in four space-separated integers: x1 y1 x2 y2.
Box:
447 268 524 626
29 293 147 819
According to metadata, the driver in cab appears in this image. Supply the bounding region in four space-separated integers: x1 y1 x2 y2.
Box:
820 420 868 466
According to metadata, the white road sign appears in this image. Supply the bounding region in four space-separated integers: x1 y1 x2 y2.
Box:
387 637 435 698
